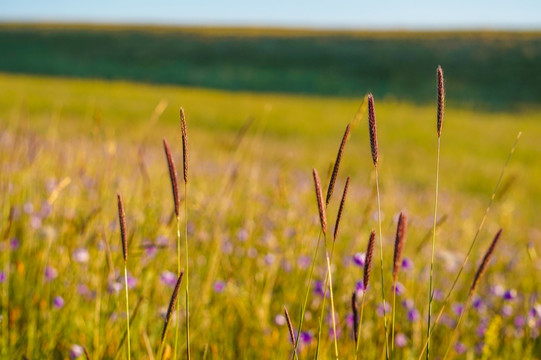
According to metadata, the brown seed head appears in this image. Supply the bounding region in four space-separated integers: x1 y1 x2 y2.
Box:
326 123 351 206
180 107 189 183
312 168 327 236
469 229 502 296
117 193 128 263
363 230 376 289
283 306 296 345
351 291 359 345
367 94 379 166
392 211 407 283
163 138 181 217
437 66 445 137
161 272 184 342
333 177 350 242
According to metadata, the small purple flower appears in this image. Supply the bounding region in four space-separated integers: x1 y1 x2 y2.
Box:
392 282 405 295
72 248 89 263
155 235 169 247
472 296 486 312
123 273 137 289
402 299 414 310
0 271 6 283
300 331 313 344
407 308 420 322
213 280 225 293
247 247 258 258
70 344 84 359
329 327 341 339
355 280 365 292
490 284 505 296
10 237 20 250
108 281 122 294
237 228 249 242
275 314 286 326
144 244 158 260
346 313 354 327
432 289 444 301
453 303 464 317
222 241 233 254
297 255 311 269
77 284 91 297
264 253 275 265
314 281 325 297
395 333 407 347
503 289 517 301
353 252 366 267
40 201 52 218
160 271 177 287
477 323 487 337
401 257 413 271
30 216 42 230
502 305 513 317
377 301 391 317
514 315 525 328
53 296 65 309
454 342 466 355
23 202 34 214
44 266 58 282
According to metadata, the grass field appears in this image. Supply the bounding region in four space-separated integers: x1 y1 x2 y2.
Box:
1 71 540 359
1 24 541 109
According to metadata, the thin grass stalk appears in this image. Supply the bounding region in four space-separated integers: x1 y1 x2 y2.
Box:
442 229 502 360
417 132 521 360
180 108 190 360
316 178 349 358
355 230 375 359
427 66 444 360
159 272 184 359
117 194 130 360
291 169 327 359
325 254 339 359
391 212 407 353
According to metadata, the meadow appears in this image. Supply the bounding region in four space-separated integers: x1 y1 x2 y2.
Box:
0 68 540 360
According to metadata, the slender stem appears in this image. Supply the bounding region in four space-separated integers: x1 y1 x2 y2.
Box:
391 281 397 355
354 293 366 359
426 137 441 360
174 215 181 360
375 167 389 360
184 183 191 360
417 131 521 360
123 265 131 360
315 241 337 359
291 232 322 360
325 254 339 359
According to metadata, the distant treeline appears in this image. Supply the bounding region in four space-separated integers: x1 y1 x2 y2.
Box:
1 25 540 109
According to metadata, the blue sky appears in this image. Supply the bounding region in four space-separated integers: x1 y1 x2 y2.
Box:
1 0 540 29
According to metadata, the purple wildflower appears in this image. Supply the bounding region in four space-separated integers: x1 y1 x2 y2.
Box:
70 344 84 359
377 301 391 317
44 266 58 282
454 342 466 354
503 289 517 301
300 331 313 344
395 333 407 347
401 257 413 271
314 281 325 297
275 314 286 326
213 280 226 293
402 299 414 310
0 271 6 283
160 271 177 287
353 252 366 267
23 202 34 214
264 253 275 265
30 216 42 230
108 281 122 294
297 255 311 269
502 305 513 317
355 280 365 292
472 296 486 312
72 248 89 263
40 201 52 218
392 282 405 295
329 327 342 339
237 228 249 242
10 238 20 250
515 316 526 328
53 296 65 309
123 273 137 289
407 308 420 322
453 303 464 317
490 284 505 296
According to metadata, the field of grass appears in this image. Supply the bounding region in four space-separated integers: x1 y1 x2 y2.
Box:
1 24 541 109
1 72 540 359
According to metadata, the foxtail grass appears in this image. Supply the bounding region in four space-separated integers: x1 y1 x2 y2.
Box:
180 107 191 360
355 230 376 359
391 211 407 353
417 131 521 360
284 306 296 346
162 137 182 359
367 93 389 360
116 194 131 360
426 66 444 360
159 272 184 359
442 229 503 359
291 169 326 360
